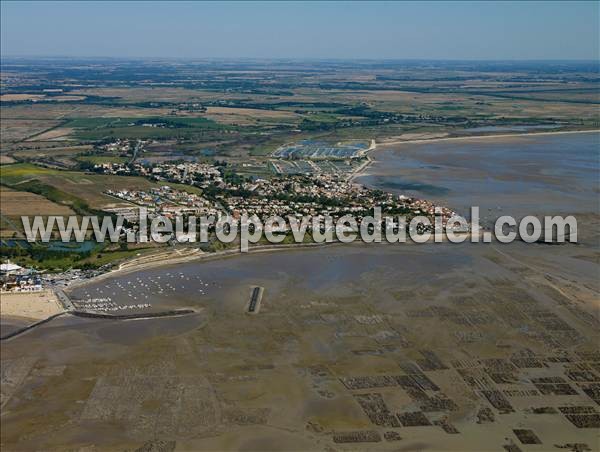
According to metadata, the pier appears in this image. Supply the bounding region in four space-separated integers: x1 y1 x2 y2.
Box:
54 288 75 311
247 286 264 314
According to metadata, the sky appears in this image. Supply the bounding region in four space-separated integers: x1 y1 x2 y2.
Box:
1 1 598 60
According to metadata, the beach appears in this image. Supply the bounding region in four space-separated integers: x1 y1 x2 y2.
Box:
0 290 64 321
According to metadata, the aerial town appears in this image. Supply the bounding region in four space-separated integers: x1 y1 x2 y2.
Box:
96 158 456 226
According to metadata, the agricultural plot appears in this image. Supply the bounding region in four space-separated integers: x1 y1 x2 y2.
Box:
25 127 74 142
204 106 299 126
1 163 200 212
0 186 75 236
1 119 62 142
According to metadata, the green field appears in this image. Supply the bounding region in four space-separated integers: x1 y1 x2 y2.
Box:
1 163 61 183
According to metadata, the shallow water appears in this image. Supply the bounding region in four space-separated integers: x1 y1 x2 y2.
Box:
69 243 472 311
357 132 600 218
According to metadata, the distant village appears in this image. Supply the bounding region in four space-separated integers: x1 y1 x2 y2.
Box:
94 160 457 226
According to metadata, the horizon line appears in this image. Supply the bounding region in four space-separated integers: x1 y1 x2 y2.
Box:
2 55 599 63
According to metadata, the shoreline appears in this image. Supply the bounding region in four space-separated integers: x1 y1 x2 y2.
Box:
348 154 372 182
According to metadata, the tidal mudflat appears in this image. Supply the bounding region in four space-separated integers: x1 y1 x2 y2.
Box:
358 132 600 220
1 133 599 451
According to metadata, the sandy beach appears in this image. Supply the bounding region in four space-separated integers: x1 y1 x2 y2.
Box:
0 290 64 321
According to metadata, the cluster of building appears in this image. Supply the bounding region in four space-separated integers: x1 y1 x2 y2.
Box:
102 139 135 154
95 160 457 232
146 162 222 186
225 196 322 218
92 162 132 175
0 262 43 293
93 161 223 188
41 268 103 288
407 197 456 219
0 262 104 292
106 186 218 218
220 174 457 225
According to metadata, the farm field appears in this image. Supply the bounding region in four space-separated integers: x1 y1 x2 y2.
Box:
1 119 62 142
0 186 76 237
0 186 75 216
1 163 202 212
